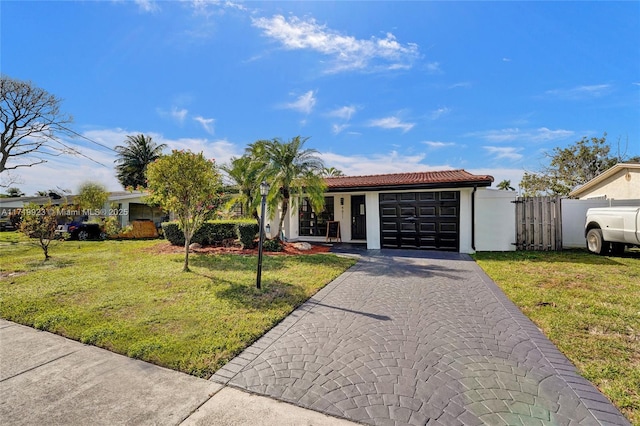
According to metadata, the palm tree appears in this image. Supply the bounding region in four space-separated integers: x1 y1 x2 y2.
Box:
114 134 166 189
221 155 261 219
497 179 516 191
253 136 326 240
322 166 345 177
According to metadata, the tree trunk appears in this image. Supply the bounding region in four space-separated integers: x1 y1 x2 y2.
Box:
277 198 288 241
183 237 190 272
40 238 51 262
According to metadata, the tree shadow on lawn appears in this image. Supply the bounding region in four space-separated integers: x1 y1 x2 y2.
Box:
180 253 340 272
211 279 309 310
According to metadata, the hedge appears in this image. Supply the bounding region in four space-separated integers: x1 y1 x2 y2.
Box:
162 220 258 247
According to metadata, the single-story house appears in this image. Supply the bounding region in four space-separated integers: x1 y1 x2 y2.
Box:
265 169 517 254
106 191 166 228
569 163 640 200
0 191 165 229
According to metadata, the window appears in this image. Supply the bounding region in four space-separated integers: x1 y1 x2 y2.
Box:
299 197 334 236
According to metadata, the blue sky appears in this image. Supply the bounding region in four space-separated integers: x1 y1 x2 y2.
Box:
2 0 639 195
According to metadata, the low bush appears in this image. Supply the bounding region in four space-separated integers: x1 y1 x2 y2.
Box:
262 238 283 252
162 219 256 246
237 223 259 249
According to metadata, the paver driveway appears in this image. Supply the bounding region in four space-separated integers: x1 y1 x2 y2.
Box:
211 250 629 426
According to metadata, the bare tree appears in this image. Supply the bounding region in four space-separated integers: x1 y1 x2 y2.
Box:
1 75 73 174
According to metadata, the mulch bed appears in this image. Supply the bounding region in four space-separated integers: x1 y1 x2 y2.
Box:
147 241 332 256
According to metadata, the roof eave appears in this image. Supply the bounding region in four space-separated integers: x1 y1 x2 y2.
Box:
326 179 493 193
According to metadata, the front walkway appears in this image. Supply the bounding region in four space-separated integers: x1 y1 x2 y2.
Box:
211 250 629 426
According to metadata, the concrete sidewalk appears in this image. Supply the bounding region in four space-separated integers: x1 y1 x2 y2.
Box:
0 319 357 425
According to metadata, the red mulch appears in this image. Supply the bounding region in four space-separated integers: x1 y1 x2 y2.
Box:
147 241 332 256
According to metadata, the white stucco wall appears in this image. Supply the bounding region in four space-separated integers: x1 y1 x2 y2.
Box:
365 192 381 249
458 188 473 254
474 189 517 251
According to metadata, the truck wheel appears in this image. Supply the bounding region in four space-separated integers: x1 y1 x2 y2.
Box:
78 230 89 241
586 228 609 255
611 243 625 255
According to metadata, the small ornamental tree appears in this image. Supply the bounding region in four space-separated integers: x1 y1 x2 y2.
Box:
75 181 109 213
20 201 60 261
146 150 222 272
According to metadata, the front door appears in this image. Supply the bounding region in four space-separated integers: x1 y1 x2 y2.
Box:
351 195 367 240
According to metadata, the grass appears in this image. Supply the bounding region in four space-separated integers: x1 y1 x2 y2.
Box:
474 249 640 425
0 232 355 378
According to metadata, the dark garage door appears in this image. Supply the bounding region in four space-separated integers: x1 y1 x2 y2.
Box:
379 191 460 251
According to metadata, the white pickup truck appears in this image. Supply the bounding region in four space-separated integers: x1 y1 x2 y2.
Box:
585 207 640 255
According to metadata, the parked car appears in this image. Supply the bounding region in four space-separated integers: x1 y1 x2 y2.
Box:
56 221 106 241
585 207 640 255
0 216 16 231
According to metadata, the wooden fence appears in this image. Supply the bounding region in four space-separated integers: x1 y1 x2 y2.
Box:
514 196 562 251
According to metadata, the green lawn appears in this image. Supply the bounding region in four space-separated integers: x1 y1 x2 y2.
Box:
0 233 355 378
474 250 640 425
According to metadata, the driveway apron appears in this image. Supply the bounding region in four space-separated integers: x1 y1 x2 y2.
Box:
211 250 629 426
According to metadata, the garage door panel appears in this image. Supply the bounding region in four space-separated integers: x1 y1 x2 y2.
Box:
381 221 398 231
401 223 416 232
440 191 458 201
419 206 436 216
379 191 459 251
440 206 458 217
381 207 397 217
400 193 417 201
400 206 416 216
440 223 457 233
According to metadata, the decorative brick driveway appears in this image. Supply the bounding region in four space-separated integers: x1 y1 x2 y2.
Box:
211 250 629 426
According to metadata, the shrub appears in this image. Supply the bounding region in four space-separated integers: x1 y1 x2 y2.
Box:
162 220 256 246
262 238 283 252
237 222 259 249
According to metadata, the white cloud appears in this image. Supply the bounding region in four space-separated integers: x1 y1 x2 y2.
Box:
533 127 574 142
157 106 189 125
319 151 449 176
134 0 160 13
423 141 455 149
368 116 415 133
252 15 419 73
448 81 471 89
194 116 215 135
171 107 188 124
502 57 511 62
426 62 442 74
430 107 451 120
332 124 349 135
483 146 524 161
328 105 357 134
283 90 317 114
468 127 574 143
544 84 612 99
189 0 246 14
327 105 357 120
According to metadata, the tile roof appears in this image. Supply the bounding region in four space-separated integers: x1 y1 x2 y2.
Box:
325 169 494 190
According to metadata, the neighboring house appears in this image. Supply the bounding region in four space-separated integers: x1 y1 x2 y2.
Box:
266 170 516 254
569 163 640 200
0 191 165 229
0 195 72 210
106 191 165 228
